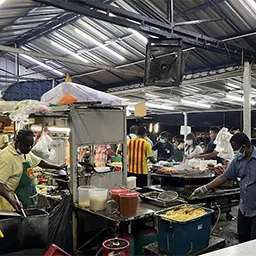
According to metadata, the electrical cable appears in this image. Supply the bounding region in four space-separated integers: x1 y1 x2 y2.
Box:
211 203 221 234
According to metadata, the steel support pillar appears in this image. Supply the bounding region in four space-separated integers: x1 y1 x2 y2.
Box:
183 112 188 140
243 61 251 138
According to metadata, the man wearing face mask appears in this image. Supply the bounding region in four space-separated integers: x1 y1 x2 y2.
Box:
0 130 66 211
190 133 256 243
153 131 174 161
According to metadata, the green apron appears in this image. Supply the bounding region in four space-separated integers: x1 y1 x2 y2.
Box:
16 161 37 209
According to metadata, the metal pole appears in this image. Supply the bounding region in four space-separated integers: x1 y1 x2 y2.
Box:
51 78 55 89
171 0 174 25
69 106 78 251
183 112 188 140
122 106 127 186
15 44 20 83
167 0 170 21
243 61 251 138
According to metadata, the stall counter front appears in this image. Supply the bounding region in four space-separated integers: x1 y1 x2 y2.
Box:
201 239 256 256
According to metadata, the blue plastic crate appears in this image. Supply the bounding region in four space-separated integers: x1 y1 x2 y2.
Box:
155 205 214 256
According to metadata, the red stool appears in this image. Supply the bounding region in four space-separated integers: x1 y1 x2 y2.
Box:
44 244 71 256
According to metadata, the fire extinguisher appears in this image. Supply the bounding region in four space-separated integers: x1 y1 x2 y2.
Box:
102 238 130 256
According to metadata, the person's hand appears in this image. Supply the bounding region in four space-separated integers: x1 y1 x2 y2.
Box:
10 198 23 212
57 164 68 170
190 185 208 199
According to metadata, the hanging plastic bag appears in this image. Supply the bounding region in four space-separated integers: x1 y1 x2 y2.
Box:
10 100 51 125
32 132 55 160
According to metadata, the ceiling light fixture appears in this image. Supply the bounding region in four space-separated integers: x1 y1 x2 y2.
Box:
247 0 256 10
145 93 160 99
51 41 89 64
126 106 135 112
226 94 256 105
20 54 64 76
0 0 6 5
75 28 125 61
181 99 211 109
146 102 175 111
226 82 241 89
128 28 148 43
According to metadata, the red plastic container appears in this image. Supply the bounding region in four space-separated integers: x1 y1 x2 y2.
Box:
102 238 130 256
44 244 71 256
109 188 129 202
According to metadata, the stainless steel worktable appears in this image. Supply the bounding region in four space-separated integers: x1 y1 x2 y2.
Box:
74 202 161 223
201 239 256 256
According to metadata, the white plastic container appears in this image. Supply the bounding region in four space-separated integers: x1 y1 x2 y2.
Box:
89 188 108 211
78 186 96 208
127 176 137 189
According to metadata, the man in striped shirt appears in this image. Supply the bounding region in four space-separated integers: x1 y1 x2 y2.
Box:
127 126 156 188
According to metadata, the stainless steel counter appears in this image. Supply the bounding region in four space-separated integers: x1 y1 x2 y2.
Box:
201 239 256 256
75 202 161 223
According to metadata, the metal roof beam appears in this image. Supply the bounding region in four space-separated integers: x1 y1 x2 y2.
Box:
205 0 256 51
0 5 40 11
32 0 256 62
0 45 143 77
174 0 225 18
8 12 80 46
0 12 63 20
107 65 246 95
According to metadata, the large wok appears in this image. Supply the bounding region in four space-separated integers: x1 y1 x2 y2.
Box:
151 170 215 187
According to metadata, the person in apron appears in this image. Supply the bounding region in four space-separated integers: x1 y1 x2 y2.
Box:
16 161 38 209
0 129 67 211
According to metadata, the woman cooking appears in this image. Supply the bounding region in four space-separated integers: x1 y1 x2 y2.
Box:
183 133 203 160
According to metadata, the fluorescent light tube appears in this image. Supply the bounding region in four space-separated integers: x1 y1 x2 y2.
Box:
146 102 174 111
51 41 89 64
226 82 241 89
75 28 125 61
154 123 159 133
128 28 148 43
247 0 256 10
20 54 64 76
226 94 256 105
145 93 159 99
181 99 211 109
127 106 134 111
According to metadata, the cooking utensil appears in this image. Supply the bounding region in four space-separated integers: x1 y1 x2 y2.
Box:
158 191 178 202
0 211 21 217
14 194 26 217
185 203 206 214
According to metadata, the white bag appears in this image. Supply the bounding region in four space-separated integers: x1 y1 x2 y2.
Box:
32 133 55 160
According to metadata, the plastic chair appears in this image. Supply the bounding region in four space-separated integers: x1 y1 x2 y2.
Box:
44 244 71 256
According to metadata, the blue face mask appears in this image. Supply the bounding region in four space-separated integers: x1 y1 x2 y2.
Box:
234 147 245 159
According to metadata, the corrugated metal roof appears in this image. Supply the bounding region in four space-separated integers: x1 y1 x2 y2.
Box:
0 0 255 113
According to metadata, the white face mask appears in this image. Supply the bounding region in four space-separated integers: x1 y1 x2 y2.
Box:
186 140 193 146
160 138 166 144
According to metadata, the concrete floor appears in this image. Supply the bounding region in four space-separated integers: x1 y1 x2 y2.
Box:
212 206 239 247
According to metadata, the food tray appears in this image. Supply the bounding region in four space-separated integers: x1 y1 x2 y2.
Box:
140 192 185 207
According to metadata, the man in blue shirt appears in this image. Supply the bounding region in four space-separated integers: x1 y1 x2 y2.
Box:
153 131 174 161
190 133 256 243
